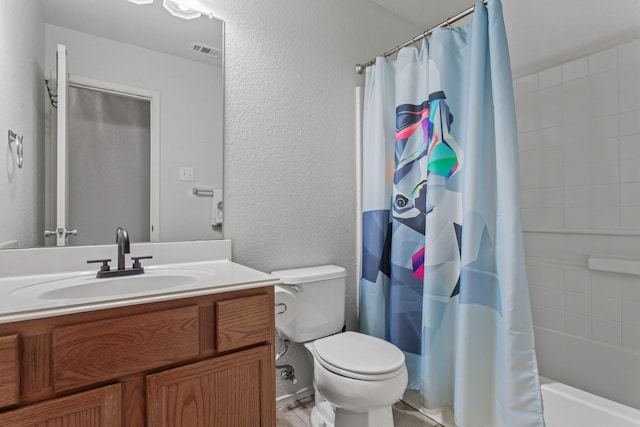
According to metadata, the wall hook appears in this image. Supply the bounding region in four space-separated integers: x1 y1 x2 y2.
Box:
8 130 24 168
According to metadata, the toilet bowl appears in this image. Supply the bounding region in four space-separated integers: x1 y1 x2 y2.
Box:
305 332 408 427
272 265 408 427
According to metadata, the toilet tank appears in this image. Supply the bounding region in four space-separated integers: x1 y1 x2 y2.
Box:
271 265 347 343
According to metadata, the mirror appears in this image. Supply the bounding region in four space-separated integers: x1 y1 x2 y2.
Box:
0 0 224 249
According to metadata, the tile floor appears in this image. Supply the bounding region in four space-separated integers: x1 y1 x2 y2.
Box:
276 395 444 427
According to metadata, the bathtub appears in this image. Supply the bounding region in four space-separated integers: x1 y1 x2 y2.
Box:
540 377 640 427
403 377 640 426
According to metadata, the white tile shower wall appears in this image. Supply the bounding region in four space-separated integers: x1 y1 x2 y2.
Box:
518 37 640 359
511 2 640 407
526 259 640 354
516 38 640 232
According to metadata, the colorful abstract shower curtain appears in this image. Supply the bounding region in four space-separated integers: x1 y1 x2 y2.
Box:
359 1 544 426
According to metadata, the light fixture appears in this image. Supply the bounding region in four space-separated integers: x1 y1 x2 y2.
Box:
128 0 215 20
163 0 202 20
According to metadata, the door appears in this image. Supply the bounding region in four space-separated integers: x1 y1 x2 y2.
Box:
55 44 70 247
66 85 151 245
146 346 275 427
46 44 160 246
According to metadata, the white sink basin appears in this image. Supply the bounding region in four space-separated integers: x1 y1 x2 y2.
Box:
40 274 197 300
10 269 214 300
0 259 280 324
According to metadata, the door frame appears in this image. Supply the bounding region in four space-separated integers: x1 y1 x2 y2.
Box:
68 74 161 242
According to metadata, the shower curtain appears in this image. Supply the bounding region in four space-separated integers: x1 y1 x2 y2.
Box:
359 1 544 426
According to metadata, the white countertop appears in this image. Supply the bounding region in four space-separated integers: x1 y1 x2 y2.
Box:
0 260 279 324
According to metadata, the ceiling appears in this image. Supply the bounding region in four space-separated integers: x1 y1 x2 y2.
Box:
42 0 640 77
367 0 477 30
42 0 223 67
362 0 640 77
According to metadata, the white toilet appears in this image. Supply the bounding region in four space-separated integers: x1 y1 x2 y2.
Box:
272 265 408 427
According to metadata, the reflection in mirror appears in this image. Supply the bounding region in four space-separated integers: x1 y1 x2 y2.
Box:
0 0 224 249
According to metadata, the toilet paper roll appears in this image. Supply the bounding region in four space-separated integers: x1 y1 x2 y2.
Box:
274 285 297 327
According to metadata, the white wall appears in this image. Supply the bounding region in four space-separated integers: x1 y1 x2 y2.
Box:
0 1 45 248
204 0 419 328
509 0 640 410
5 0 639 410
198 0 640 405
190 0 420 401
34 0 635 408
44 24 223 243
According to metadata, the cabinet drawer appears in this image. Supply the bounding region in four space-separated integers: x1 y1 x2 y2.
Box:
53 306 199 392
216 294 272 352
0 335 19 408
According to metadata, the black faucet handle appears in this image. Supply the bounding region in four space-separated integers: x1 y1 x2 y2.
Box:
131 255 153 269
87 259 112 272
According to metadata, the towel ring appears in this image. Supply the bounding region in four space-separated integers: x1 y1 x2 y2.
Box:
8 130 23 169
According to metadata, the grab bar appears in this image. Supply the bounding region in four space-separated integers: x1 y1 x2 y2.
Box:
587 256 640 276
192 187 214 197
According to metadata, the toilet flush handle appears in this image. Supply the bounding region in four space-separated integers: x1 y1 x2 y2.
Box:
275 303 287 315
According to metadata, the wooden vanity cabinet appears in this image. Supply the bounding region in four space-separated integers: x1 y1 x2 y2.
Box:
0 285 276 427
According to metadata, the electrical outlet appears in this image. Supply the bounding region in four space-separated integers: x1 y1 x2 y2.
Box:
179 167 195 182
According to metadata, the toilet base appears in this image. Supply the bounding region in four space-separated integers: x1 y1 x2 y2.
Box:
309 401 395 427
310 391 335 427
335 406 394 427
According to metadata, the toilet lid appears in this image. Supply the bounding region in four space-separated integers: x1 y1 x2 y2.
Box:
313 331 405 376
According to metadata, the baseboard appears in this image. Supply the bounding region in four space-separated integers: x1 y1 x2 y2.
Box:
276 386 315 408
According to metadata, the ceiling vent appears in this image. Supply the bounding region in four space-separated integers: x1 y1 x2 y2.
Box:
190 42 221 58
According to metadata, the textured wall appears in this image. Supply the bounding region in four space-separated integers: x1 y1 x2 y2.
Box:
211 0 418 328
0 1 45 248
191 0 419 400
211 0 640 405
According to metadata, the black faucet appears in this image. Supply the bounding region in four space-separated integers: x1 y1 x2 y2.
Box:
86 227 152 278
116 227 130 271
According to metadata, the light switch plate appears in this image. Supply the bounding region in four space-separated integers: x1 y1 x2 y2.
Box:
179 167 195 181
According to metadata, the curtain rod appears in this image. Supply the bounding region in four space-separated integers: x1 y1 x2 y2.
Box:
355 0 487 74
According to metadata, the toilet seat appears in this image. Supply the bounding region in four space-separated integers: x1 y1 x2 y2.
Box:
312 332 405 381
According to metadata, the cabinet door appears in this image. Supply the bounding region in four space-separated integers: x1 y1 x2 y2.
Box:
0 335 19 408
0 383 121 427
147 345 275 427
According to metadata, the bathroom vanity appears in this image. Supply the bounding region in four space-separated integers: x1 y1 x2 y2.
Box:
0 243 278 426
